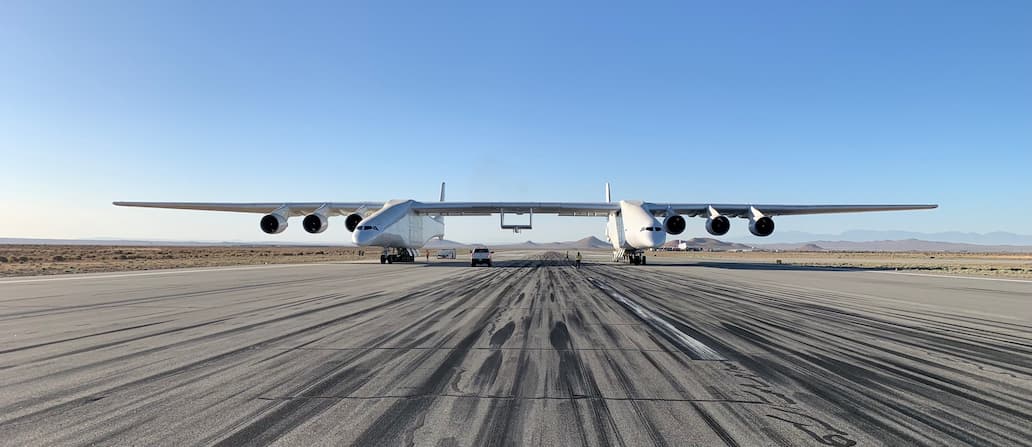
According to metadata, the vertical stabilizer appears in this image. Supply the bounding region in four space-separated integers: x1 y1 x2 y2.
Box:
605 182 611 203
432 182 446 226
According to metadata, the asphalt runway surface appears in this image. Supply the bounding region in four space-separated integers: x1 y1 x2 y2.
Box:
1 253 1030 446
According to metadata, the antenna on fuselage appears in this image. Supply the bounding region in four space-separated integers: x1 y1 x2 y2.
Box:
605 182 611 203
440 182 446 202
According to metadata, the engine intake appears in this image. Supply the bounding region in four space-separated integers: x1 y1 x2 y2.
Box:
344 213 363 232
749 216 775 237
663 215 686 235
260 214 288 234
302 214 329 234
706 215 730 236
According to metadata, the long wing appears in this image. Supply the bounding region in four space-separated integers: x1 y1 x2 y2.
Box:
412 202 618 217
647 203 938 217
112 202 383 216
114 201 936 218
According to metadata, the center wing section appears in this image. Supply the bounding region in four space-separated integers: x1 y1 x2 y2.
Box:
412 202 618 217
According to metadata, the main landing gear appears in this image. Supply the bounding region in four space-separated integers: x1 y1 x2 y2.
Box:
380 248 417 264
617 249 647 265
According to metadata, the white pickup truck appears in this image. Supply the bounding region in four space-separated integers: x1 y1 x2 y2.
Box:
471 247 492 267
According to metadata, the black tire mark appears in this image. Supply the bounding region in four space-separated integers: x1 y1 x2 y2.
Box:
215 262 538 445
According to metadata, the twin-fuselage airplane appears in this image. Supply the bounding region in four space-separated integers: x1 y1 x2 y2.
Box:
115 183 936 264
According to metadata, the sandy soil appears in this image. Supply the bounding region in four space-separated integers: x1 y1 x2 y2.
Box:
3 245 1031 279
650 250 1032 278
0 245 384 277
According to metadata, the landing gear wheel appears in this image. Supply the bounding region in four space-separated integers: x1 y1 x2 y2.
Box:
471 261 477 267
386 255 394 264
380 255 386 264
641 256 646 265
486 261 492 267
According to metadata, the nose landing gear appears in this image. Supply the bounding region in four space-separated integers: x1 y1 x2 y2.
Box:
380 248 418 264
620 249 647 265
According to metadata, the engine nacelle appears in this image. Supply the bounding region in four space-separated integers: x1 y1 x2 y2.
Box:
663 215 686 235
260 214 288 234
302 214 329 234
749 216 775 237
344 213 363 232
706 215 730 236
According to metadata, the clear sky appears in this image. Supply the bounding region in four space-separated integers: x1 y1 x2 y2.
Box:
2 1 1029 244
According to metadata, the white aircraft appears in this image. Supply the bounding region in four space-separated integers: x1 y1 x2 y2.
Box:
115 183 936 265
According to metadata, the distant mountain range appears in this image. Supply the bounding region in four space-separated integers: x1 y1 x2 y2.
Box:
427 235 1032 253
425 236 612 250
754 239 1032 253
752 230 1032 246
663 238 753 251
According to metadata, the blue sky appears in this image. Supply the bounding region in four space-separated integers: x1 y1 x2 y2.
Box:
2 1 1029 243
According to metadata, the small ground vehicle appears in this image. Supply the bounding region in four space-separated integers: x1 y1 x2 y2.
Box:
437 249 456 259
471 247 492 267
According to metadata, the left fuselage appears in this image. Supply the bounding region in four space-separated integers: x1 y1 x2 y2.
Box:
352 200 444 249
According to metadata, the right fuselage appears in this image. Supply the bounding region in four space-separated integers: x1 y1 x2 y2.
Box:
606 200 666 250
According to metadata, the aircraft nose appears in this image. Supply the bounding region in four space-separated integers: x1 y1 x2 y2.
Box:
634 228 665 249
352 227 379 246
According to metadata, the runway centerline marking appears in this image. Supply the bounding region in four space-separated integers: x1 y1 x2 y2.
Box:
587 276 725 361
0 263 337 284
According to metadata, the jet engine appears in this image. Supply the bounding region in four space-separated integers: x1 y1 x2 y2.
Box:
663 215 686 235
344 213 363 232
260 214 288 234
302 213 329 234
749 216 775 237
706 215 730 236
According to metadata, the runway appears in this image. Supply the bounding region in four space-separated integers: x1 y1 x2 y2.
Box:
1 254 1030 446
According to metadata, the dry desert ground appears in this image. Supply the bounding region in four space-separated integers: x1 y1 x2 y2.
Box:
2 245 1031 279
0 245 383 277
650 250 1032 279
